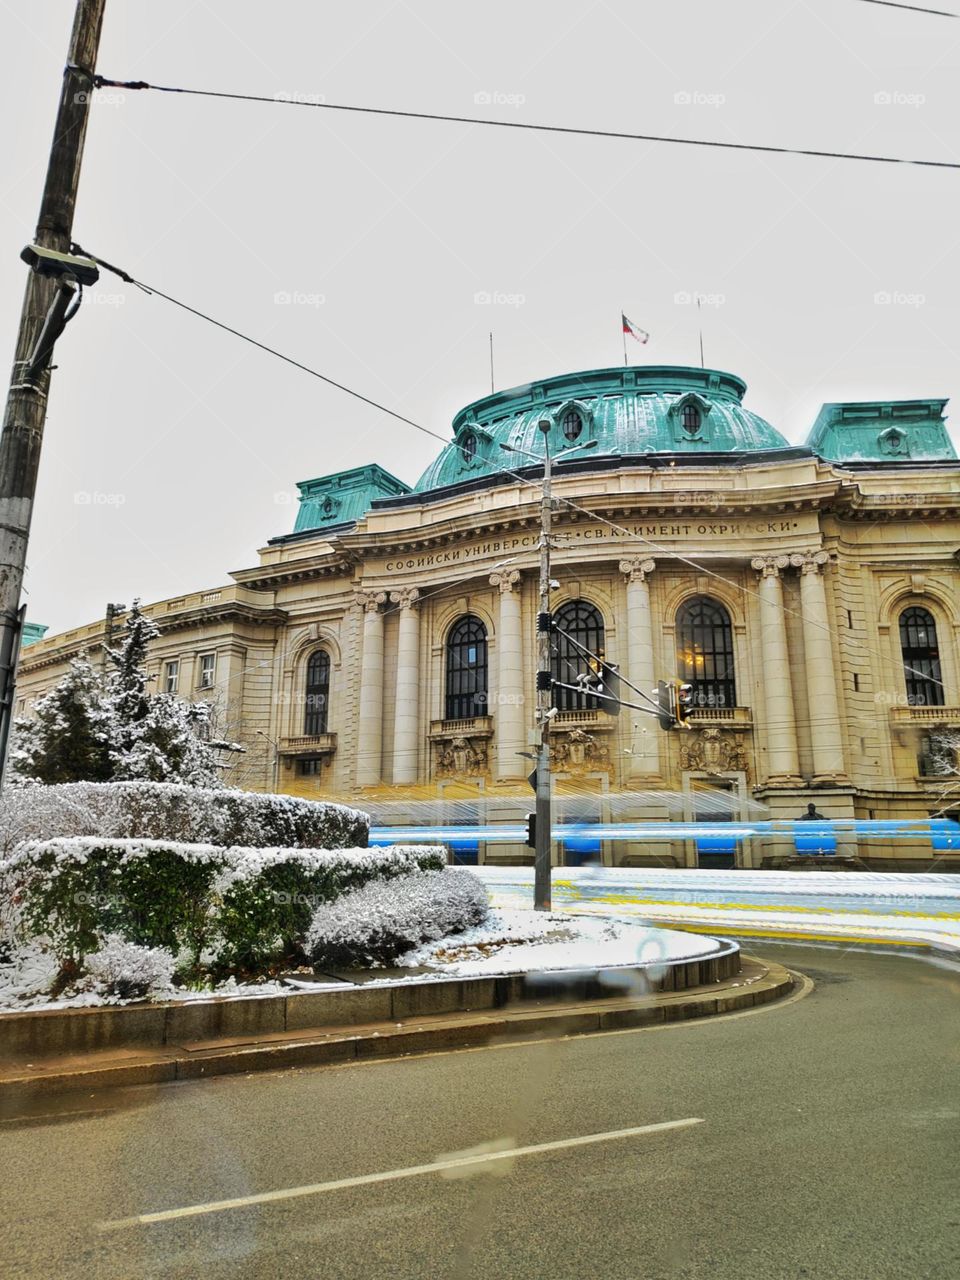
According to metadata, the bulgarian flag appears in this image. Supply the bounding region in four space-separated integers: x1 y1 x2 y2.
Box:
622 312 649 344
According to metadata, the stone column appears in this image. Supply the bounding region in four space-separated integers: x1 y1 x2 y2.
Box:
389 587 421 786
619 557 659 775
791 551 846 784
354 589 387 787
489 569 524 779
750 556 800 784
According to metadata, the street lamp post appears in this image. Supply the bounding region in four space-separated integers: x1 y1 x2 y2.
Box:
534 422 554 911
502 425 597 911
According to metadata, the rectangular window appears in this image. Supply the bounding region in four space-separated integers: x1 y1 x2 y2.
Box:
297 758 322 776
846 609 853 628
164 660 180 694
852 672 860 692
198 653 216 689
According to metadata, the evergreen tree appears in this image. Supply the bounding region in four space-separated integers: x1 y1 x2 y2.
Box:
10 655 111 784
111 694 224 787
106 600 224 788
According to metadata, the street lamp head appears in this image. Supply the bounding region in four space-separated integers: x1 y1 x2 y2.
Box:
538 418 552 436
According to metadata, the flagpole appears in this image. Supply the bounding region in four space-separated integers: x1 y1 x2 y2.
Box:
489 331 495 393
622 313 627 367
697 297 705 369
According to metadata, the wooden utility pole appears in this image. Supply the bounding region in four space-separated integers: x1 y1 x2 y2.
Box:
0 0 107 782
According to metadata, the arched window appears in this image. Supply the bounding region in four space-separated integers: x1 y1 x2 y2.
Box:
899 606 944 707
445 615 488 720
561 408 583 441
551 600 605 711
304 650 330 735
676 597 736 709
681 403 702 434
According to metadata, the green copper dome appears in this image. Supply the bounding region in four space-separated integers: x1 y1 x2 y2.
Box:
413 365 789 492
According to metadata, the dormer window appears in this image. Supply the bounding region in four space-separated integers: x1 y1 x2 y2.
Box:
561 409 583 441
460 431 478 463
682 404 702 435
321 496 335 516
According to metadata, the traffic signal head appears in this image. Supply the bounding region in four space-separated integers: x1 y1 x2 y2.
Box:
525 812 537 848
676 682 695 724
656 679 676 730
597 661 621 716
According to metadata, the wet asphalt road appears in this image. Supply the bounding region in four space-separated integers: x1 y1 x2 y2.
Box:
0 942 957 1280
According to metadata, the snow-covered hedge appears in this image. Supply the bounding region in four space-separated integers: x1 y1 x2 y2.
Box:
5 837 445 971
0 781 368 852
306 868 489 968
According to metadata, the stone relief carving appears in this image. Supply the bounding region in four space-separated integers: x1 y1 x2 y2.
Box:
679 726 749 777
550 726 610 772
434 735 489 777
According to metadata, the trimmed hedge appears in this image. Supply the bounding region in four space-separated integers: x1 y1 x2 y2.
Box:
6 838 445 971
306 868 489 968
0 781 369 851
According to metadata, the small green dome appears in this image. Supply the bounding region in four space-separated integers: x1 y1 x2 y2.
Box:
413 365 789 492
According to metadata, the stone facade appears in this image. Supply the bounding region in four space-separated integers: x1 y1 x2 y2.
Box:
16 366 960 868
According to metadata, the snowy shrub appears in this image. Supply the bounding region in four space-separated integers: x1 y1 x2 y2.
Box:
0 783 101 857
0 781 368 852
5 838 445 970
213 845 447 969
83 935 176 1000
305 868 489 968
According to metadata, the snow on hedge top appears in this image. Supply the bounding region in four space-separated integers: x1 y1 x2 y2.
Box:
7 836 443 879
0 780 369 852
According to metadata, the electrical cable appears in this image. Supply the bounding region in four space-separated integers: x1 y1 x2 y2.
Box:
89 76 960 171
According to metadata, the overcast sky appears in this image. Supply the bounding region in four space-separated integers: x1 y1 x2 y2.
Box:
1 0 957 634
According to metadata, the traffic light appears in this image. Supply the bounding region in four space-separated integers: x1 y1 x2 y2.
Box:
525 812 537 848
656 679 677 730
676 682 695 724
580 657 621 715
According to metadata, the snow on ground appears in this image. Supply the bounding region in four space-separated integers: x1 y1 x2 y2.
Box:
395 909 719 976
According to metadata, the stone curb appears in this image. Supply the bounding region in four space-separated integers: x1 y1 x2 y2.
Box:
0 956 793 1106
0 941 741 1063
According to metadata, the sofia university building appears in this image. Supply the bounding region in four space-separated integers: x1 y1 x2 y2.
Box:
17 365 960 868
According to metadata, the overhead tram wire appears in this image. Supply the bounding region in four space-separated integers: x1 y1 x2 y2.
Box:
89 77 960 172
75 246 949 696
853 0 958 16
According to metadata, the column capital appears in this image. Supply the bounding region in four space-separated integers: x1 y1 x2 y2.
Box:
354 588 387 614
489 569 521 594
619 556 656 583
389 586 420 610
751 554 790 579
789 550 830 576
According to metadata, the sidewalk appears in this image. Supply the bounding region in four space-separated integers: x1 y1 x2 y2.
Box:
0 956 793 1107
